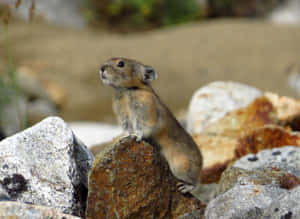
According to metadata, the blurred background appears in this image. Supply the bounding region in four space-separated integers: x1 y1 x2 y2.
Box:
0 0 300 143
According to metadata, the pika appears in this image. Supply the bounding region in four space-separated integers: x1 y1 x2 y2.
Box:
99 57 203 195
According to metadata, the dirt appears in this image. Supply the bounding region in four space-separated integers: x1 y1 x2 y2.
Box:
1 19 300 123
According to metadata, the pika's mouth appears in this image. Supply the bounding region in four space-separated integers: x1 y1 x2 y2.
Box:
99 69 112 85
100 69 106 80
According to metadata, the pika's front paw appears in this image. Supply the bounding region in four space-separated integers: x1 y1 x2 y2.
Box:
118 135 132 144
118 134 142 144
131 133 143 142
177 182 195 194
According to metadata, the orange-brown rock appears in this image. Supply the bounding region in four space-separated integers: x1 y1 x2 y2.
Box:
235 125 300 158
265 92 300 131
265 92 300 123
86 138 204 219
193 96 277 171
190 91 300 185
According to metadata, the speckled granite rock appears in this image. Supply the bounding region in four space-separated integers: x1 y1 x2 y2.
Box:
261 186 300 219
0 201 80 219
0 117 94 217
187 81 262 134
234 146 300 177
205 166 299 219
205 147 300 219
86 137 204 219
178 209 205 219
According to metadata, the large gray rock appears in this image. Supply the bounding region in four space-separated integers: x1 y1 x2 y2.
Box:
205 146 300 219
187 81 262 134
262 186 300 219
0 201 80 219
234 146 300 178
0 117 94 217
205 167 289 219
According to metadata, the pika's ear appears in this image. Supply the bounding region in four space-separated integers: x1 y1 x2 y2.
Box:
142 66 158 83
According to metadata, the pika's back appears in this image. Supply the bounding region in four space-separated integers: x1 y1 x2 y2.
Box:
100 57 157 89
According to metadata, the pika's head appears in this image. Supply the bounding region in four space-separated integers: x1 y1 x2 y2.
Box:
99 57 157 88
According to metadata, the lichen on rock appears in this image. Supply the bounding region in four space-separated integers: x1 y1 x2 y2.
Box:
86 138 204 219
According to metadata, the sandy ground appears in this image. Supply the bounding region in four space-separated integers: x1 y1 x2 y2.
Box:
1 19 300 122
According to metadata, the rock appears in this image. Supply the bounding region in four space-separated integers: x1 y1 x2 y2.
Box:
178 209 205 219
262 186 300 219
69 122 122 148
265 91 300 123
0 201 80 219
193 96 276 174
216 166 300 196
206 166 300 218
0 117 94 217
205 167 290 219
235 125 300 159
205 146 300 219
189 83 300 184
187 81 262 134
86 138 204 219
234 146 300 178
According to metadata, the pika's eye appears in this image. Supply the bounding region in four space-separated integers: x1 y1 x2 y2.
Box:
117 61 125 68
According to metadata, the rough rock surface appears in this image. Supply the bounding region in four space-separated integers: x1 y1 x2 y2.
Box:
205 168 289 219
178 209 205 219
86 137 204 219
0 201 80 219
193 96 276 177
234 146 300 178
187 81 262 134
0 117 94 217
262 186 300 219
205 146 300 219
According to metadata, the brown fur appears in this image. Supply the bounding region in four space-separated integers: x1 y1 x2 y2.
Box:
99 57 203 194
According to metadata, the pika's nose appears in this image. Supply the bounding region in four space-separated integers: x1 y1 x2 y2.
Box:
100 65 105 72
